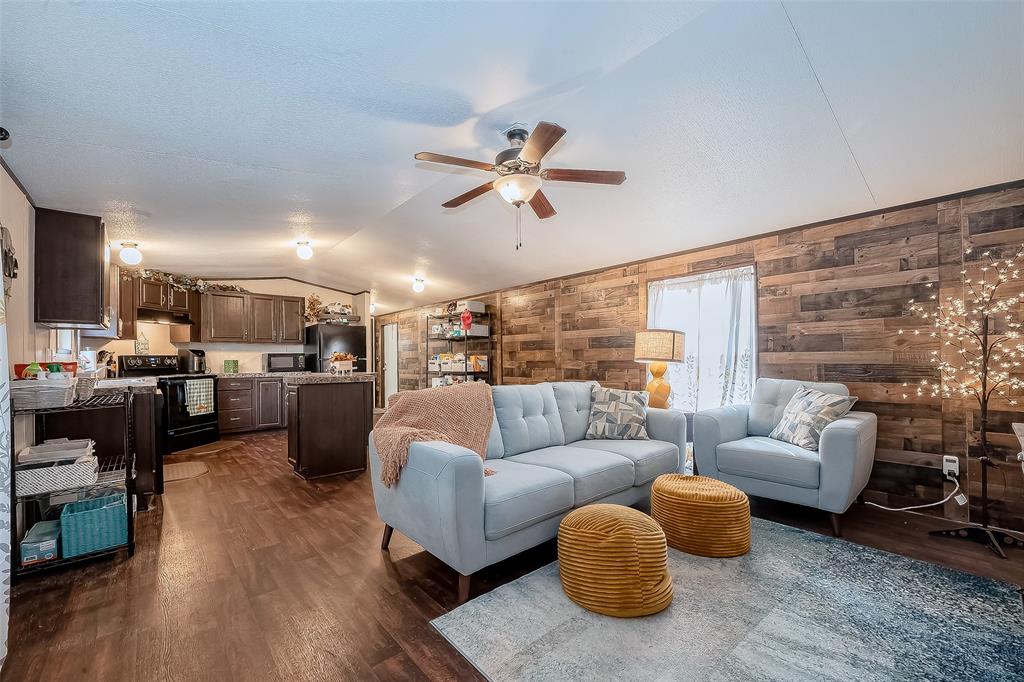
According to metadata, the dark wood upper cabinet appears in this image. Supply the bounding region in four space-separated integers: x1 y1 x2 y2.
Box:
278 296 305 343
196 292 304 345
137 279 166 310
81 264 123 339
119 272 137 340
203 291 249 342
249 294 277 343
168 287 189 311
34 208 110 328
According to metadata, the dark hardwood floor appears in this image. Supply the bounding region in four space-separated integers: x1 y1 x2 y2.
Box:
5 431 1022 680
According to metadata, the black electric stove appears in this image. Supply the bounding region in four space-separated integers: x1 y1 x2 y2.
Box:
120 355 220 453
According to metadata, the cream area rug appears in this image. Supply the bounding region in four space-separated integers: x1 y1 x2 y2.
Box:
163 461 210 482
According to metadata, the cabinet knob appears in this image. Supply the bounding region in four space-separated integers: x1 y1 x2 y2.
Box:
230 417 241 421
230 398 240 401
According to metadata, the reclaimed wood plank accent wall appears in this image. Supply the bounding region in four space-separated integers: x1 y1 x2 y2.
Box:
375 183 1024 530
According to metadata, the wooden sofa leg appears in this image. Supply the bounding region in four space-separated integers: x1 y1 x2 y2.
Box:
458 573 472 604
381 525 394 551
829 513 842 538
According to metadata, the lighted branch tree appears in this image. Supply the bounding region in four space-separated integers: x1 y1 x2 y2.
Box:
901 246 1024 557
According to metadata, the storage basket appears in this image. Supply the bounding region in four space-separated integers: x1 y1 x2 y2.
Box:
75 376 97 401
60 492 128 558
15 452 98 497
10 378 77 411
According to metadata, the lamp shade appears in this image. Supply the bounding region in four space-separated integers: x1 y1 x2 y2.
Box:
493 174 543 204
634 329 685 363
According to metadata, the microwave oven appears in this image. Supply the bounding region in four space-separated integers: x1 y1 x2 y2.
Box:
263 353 306 373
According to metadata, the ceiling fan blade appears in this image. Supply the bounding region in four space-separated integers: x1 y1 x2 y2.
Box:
442 182 494 208
529 190 556 219
518 122 566 165
542 168 626 185
415 152 495 172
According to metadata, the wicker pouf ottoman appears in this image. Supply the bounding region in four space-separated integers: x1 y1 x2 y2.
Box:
557 504 673 617
651 475 751 557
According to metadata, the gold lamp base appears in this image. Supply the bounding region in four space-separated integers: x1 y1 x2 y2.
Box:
645 361 671 409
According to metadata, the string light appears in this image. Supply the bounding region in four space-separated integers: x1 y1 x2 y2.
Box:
907 246 1024 452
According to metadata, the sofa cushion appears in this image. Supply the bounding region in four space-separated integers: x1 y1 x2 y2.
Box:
585 387 650 440
570 439 679 485
485 413 504 460
747 378 850 437
493 384 566 456
482 460 575 540
551 381 596 443
768 386 857 451
506 446 635 505
716 436 820 489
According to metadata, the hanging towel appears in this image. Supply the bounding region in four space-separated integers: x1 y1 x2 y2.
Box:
184 378 214 416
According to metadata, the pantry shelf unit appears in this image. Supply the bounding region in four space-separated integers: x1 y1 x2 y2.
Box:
424 308 493 387
9 391 136 578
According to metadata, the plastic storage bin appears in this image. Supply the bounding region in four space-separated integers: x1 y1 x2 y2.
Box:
60 492 128 558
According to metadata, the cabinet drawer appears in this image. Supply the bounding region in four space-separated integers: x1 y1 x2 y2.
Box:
218 378 253 391
219 389 252 409
219 408 254 431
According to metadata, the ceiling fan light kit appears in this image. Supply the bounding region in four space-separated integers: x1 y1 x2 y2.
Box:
415 121 625 251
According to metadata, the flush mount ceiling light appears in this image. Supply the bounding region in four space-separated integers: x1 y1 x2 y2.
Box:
296 241 313 260
118 242 143 266
412 277 425 293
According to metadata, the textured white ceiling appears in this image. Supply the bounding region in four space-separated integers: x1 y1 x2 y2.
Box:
1 1 1021 312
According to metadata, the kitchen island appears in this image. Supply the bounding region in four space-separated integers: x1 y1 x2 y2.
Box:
284 373 375 479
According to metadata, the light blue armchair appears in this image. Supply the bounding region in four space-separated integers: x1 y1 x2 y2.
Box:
693 378 877 536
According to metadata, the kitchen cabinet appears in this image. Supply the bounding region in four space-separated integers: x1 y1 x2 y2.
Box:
168 286 189 311
81 264 123 339
250 294 277 343
34 208 110 329
278 296 305 343
203 291 250 342
216 377 284 433
137 278 190 313
256 378 283 428
137 279 165 309
201 292 304 345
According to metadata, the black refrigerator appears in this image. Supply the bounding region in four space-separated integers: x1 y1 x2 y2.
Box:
304 324 368 372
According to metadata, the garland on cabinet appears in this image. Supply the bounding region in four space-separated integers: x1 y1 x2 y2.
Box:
120 268 248 293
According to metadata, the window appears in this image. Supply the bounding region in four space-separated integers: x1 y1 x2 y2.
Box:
647 265 756 412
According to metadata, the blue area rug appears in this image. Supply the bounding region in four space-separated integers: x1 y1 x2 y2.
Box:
433 518 1023 681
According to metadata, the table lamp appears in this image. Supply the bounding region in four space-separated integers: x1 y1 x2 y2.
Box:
634 329 685 409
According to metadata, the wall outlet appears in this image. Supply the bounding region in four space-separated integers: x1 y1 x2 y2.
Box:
942 455 960 478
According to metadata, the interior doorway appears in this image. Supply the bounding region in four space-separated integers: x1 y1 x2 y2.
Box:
382 322 399 405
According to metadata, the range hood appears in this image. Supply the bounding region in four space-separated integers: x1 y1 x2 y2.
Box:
136 308 194 326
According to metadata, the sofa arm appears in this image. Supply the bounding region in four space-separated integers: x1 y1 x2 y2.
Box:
693 404 749 477
368 434 486 575
818 411 877 514
646 408 687 472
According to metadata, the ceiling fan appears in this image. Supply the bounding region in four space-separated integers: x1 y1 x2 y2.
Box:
414 122 626 224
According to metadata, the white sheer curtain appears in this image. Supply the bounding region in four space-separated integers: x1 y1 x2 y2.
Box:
647 265 756 412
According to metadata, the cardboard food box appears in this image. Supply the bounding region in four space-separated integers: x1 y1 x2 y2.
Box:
456 300 487 314
21 520 61 565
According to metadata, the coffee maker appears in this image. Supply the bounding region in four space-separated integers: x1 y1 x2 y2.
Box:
177 348 208 374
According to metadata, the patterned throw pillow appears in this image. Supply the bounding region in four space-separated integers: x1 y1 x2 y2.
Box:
585 387 650 440
769 386 857 451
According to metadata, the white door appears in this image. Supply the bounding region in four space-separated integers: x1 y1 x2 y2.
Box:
382 323 399 404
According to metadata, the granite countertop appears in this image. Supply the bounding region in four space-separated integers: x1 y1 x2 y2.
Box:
284 372 375 385
215 372 314 378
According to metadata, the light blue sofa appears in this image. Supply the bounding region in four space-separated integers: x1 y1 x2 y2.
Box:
369 381 687 601
693 378 877 537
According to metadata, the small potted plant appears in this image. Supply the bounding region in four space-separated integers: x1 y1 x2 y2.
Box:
329 352 357 375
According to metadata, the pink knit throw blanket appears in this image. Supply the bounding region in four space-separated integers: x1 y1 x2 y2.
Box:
375 381 495 487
